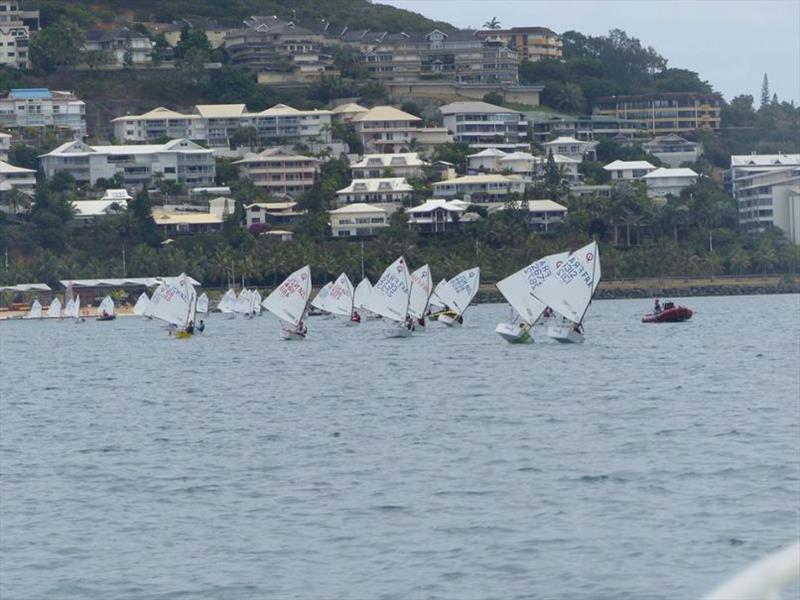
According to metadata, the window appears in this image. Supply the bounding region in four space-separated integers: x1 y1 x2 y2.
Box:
164 167 176 174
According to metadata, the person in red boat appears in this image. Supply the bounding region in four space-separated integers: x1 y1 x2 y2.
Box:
654 298 662 313
351 310 361 323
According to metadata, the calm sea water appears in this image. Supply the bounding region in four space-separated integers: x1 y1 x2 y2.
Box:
1 294 799 600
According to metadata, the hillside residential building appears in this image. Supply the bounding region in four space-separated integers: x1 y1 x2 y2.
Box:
491 199 567 232
729 154 800 242
0 159 36 199
39 139 215 188
163 18 233 49
112 103 332 146
234 149 318 196
408 126 454 157
569 184 613 199
331 102 369 124
329 203 389 237
530 114 638 143
440 101 529 151
541 136 597 161
431 173 525 202
642 167 698 199
0 1 38 69
336 177 413 205
352 106 421 154
350 153 426 179
593 92 723 135
0 132 10 161
642 134 703 167
468 148 508 172
83 27 153 66
357 29 518 84
72 199 129 220
476 26 562 62
468 148 542 181
0 89 86 137
152 209 223 234
407 199 472 234
603 160 657 181
245 202 306 229
225 16 337 84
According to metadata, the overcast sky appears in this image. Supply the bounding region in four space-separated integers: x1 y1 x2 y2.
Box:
381 0 800 104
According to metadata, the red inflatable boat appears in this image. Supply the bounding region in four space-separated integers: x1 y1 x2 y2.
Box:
642 302 693 323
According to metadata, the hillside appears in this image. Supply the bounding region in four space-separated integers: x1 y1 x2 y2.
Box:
28 0 455 32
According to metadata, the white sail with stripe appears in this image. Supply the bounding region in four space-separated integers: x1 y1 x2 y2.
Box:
147 273 196 328
438 267 480 316
261 265 311 326
326 273 355 317
496 251 569 324
250 290 261 315
532 241 601 324
365 256 411 323
408 264 432 319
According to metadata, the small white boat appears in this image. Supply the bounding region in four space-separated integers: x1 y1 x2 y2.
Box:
26 299 42 319
133 292 150 316
147 273 198 337
96 296 116 321
547 322 586 344
495 321 534 344
262 265 312 340
195 292 209 314
46 297 62 319
217 288 237 318
408 264 433 330
365 256 414 338
436 267 480 327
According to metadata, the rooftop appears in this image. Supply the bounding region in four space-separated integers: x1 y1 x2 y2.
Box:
440 101 517 115
350 152 425 168
603 160 657 171
434 174 524 185
642 167 699 179
330 203 388 214
352 106 421 123
730 154 800 167
337 177 413 194
0 160 35 175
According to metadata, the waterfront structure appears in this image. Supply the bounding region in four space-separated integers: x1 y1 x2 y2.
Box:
593 92 722 135
39 139 216 188
729 154 800 242
351 106 421 154
0 89 86 137
0 1 39 69
234 148 319 197
335 177 413 205
642 167 698 199
358 29 518 84
431 173 525 202
603 160 657 181
225 16 337 84
329 203 389 237
407 199 472 234
112 103 332 146
541 136 597 161
350 153 426 180
476 26 562 62
440 101 529 151
83 27 154 66
642 134 703 167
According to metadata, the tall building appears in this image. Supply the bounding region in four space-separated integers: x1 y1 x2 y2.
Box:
593 92 722 135
730 154 800 242
0 1 39 69
234 148 319 197
0 89 86 137
351 106 421 154
440 101 529 151
476 26 562 62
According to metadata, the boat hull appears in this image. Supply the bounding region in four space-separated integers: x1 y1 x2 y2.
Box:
280 328 306 341
96 315 116 321
495 322 533 344
175 331 192 339
642 306 693 323
547 324 585 344
438 313 462 327
384 325 413 338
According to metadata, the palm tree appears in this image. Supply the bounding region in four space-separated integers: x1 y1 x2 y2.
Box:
753 240 777 276
728 247 751 278
483 17 501 30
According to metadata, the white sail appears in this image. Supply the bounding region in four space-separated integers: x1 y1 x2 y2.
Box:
496 251 569 324
365 256 411 323
250 290 261 315
261 265 311 326
429 278 448 311
195 292 209 314
98 296 115 316
234 289 252 314
64 294 81 319
408 264 432 319
148 273 197 328
326 273 355 317
47 297 62 318
353 278 373 311
438 267 480 316
310 281 333 312
217 288 236 313
132 292 150 316
531 241 601 324
27 299 42 319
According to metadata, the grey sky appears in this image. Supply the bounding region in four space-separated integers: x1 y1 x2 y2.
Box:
381 0 800 104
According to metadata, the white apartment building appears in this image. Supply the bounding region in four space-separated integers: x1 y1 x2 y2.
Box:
0 159 36 195
0 131 10 161
351 106 421 154
730 156 800 242
39 139 215 188
440 101 529 151
336 177 413 205
331 102 368 124
542 136 597 161
407 199 472 234
235 148 318 197
0 1 37 69
431 174 525 202
83 27 153 66
603 160 657 181
244 201 305 229
112 103 332 147
350 153 426 180
642 134 702 168
468 148 507 172
642 167 698 199
0 89 86 137
491 199 567 232
329 203 389 237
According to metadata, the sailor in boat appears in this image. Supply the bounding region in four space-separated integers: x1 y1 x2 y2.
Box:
654 298 662 313
543 307 553 318
417 315 426 328
573 322 584 335
404 315 416 332
351 310 361 323
197 320 205 333
185 321 195 335
293 319 308 337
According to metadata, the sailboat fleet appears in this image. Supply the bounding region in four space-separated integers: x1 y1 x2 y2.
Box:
5 241 603 343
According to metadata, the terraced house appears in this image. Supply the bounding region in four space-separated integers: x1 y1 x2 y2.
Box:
234 149 319 197
593 92 722 135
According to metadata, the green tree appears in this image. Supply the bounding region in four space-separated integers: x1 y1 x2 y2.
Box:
483 17 501 30
760 73 770 108
30 19 85 72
